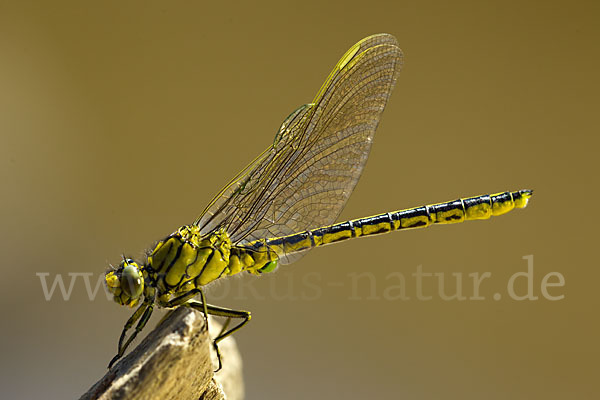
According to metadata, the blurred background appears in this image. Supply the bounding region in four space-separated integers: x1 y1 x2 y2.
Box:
1 0 598 399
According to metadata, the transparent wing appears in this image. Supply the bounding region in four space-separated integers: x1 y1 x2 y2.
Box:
193 103 314 233
195 34 403 264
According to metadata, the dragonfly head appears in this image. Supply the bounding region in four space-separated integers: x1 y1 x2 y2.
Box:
105 258 145 308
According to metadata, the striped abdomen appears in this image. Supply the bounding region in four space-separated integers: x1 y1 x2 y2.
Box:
245 190 533 257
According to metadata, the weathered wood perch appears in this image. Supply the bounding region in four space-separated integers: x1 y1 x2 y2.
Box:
80 307 244 400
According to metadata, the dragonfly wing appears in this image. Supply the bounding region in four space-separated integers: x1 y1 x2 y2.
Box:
193 103 314 232
196 34 403 264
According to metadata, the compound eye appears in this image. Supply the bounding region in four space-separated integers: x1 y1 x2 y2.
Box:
120 264 143 299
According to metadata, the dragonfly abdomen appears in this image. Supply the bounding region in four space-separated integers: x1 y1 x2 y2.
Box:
335 189 532 239
391 189 532 229
250 190 533 259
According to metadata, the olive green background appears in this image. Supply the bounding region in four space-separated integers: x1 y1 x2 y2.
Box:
1 1 598 399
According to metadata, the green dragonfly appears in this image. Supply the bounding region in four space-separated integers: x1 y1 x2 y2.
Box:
105 33 532 370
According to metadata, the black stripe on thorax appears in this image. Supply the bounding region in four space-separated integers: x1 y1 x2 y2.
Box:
197 248 216 280
164 241 184 287
184 249 200 278
155 240 174 272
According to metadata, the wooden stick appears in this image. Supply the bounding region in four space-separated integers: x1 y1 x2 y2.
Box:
80 307 244 400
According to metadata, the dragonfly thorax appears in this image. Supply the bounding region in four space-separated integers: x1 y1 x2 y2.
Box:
147 226 235 305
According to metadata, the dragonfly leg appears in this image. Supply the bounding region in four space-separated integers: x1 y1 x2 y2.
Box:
186 299 251 372
108 302 146 368
217 316 232 338
165 289 209 331
108 301 154 368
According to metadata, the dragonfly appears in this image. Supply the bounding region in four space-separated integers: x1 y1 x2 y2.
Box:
105 33 533 370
